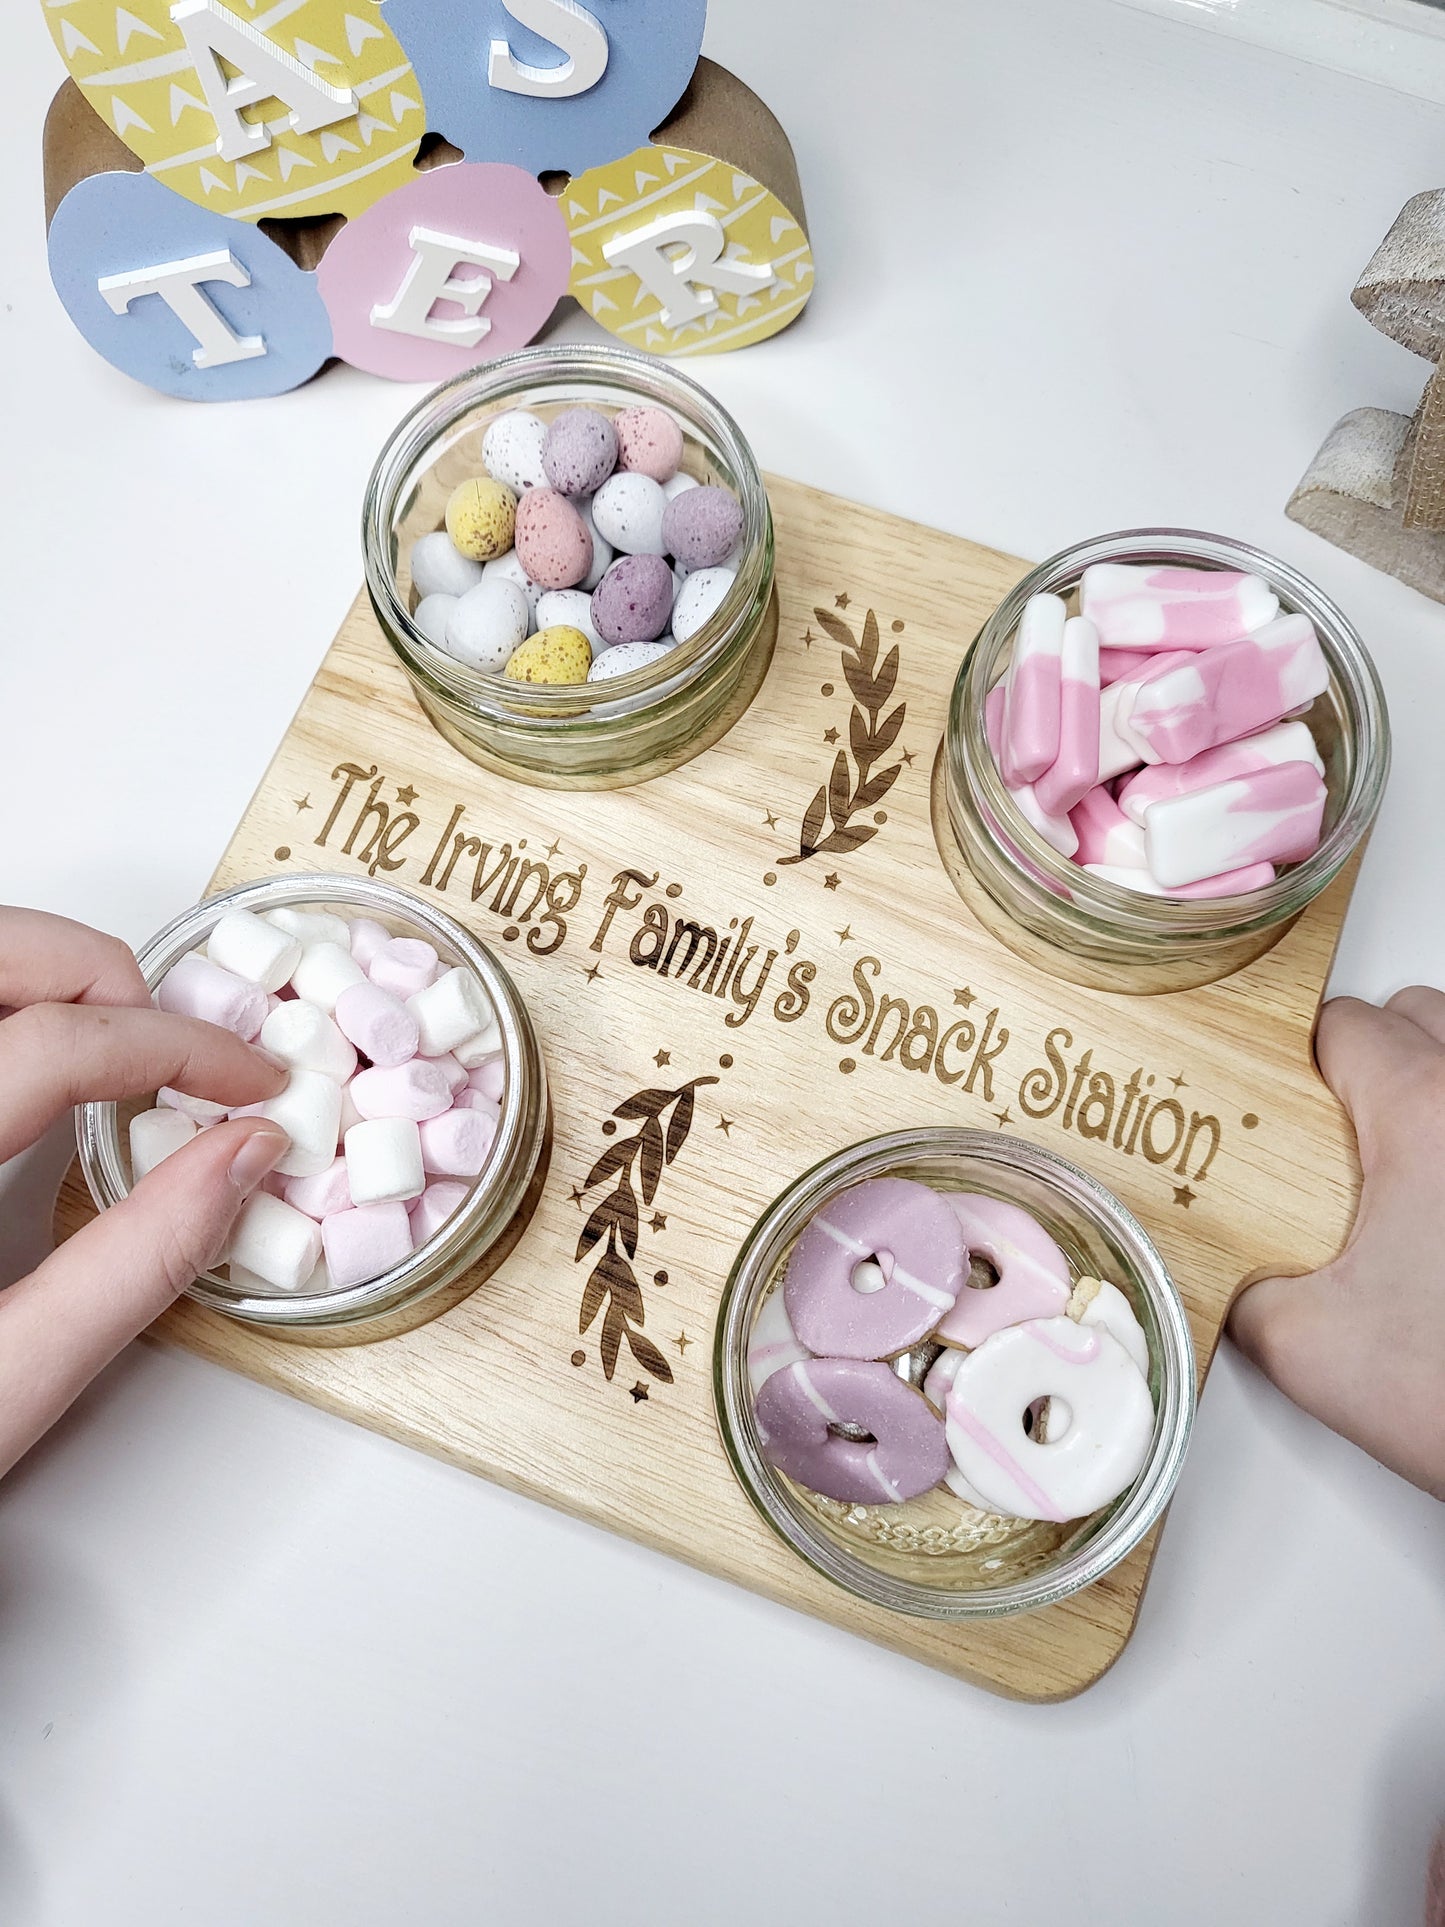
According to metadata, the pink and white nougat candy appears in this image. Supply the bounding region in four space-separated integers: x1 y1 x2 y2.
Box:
1033 616 1101 817
1000 593 1067 786
1123 614 1329 768
1084 861 1277 898
1069 785 1147 870
1144 760 1327 888
1097 651 1195 781
985 682 1078 856
1080 563 1279 649
1117 719 1323 826
1098 646 1157 684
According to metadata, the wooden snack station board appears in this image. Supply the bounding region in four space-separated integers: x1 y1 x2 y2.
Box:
57 475 1361 1699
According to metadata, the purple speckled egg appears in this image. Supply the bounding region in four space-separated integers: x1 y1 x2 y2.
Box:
614 405 684 483
591 553 676 645
662 485 744 571
541 408 618 497
513 488 593 590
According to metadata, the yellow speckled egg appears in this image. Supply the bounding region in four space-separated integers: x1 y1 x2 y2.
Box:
504 626 593 685
445 478 517 562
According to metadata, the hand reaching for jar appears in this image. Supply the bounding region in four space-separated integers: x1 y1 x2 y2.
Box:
0 908 289 1480
1230 987 1445 1499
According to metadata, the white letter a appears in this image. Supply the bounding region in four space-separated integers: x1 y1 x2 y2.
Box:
171 0 358 163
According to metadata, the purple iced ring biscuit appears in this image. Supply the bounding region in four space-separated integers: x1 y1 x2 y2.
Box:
661 484 744 571
541 407 618 497
784 1177 966 1359
591 552 675 644
755 1356 950 1503
933 1193 1071 1350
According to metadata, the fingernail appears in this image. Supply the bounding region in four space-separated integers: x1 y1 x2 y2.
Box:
228 1125 290 1197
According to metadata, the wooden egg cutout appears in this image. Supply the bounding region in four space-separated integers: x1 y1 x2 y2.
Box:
564 60 814 355
42 0 426 224
384 0 707 176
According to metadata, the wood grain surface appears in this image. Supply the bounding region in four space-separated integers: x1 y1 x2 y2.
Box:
56 474 1362 1698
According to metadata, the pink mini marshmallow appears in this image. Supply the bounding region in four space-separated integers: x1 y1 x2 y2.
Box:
468 1057 506 1104
348 917 392 969
350 1059 453 1121
1000 593 1066 785
1143 760 1327 887
1117 719 1323 826
156 954 268 1040
424 1052 468 1093
409 1180 470 1245
368 938 441 1000
334 981 420 1069
157 1085 228 1125
1069 786 1147 870
419 1107 496 1177
283 1156 353 1221
321 1201 414 1289
453 1088 502 1118
1123 614 1329 767
1080 564 1279 649
1034 616 1101 817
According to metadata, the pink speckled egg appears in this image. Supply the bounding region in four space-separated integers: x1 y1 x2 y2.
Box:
614 405 684 483
591 553 676 644
513 488 594 591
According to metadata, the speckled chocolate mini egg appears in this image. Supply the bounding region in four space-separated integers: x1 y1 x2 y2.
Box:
482 410 548 494
541 408 618 497
613 406 684 483
662 485 745 571
503 625 593 684
591 472 668 556
673 566 737 642
591 553 676 645
445 478 517 561
513 488 594 591
588 639 676 682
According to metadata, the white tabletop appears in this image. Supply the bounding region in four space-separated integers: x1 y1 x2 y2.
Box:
4 3 1445 1922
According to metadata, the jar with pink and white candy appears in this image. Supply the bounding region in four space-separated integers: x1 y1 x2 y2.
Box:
938 531 1390 993
77 875 549 1342
364 344 776 790
714 1128 1194 1619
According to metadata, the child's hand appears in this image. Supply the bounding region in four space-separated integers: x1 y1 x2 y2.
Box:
0 908 289 1479
1230 987 1445 1499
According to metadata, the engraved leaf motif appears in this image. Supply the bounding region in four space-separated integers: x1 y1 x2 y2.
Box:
600 1303 624 1380
858 608 880 674
810 821 881 857
584 1136 635 1191
849 706 870 764
638 1116 665 1205
608 1268 645 1324
865 646 900 712
854 763 901 812
798 784 827 855
665 1087 695 1163
626 1327 675 1384
813 608 857 654
870 703 905 759
841 652 874 708
579 1270 608 1334
613 1089 673 1121
576 1200 616 1262
827 750 852 827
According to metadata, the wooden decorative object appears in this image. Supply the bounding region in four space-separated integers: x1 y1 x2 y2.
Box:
38 2 813 397
1290 188 1445 594
55 477 1361 1699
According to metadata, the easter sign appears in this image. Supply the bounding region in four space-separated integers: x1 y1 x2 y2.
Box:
40 0 814 401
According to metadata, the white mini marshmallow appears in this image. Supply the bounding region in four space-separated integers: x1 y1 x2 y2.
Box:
157 1086 228 1125
289 941 367 1013
452 1019 504 1069
347 918 392 970
226 1191 324 1292
261 1068 343 1178
406 967 494 1058
229 1256 332 1297
265 907 351 949
130 1106 197 1178
259 1000 358 1082
206 908 302 993
344 1116 427 1206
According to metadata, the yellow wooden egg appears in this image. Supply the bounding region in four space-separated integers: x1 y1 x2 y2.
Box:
445 479 517 562
44 0 425 225
504 626 593 685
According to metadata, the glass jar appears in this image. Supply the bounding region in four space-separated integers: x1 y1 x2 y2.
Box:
937 530 1390 993
362 344 777 789
77 874 549 1344
714 1128 1195 1620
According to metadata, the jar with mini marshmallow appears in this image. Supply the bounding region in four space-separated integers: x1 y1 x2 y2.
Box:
936 530 1390 993
77 874 549 1342
714 1129 1194 1620
363 344 777 789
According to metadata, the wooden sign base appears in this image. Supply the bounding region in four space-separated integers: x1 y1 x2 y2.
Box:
56 476 1361 1699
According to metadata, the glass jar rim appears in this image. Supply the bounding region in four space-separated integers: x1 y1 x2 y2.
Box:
76 873 548 1329
361 343 773 727
713 1127 1196 1619
948 527 1391 941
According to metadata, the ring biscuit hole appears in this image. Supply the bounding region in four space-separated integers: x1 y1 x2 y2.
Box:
827 1421 876 1445
1023 1396 1073 1442
964 1254 1001 1292
850 1252 893 1295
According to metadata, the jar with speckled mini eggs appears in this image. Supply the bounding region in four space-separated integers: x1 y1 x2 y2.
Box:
364 346 777 789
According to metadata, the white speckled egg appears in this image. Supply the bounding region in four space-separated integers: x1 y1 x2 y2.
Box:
662 472 701 501
587 639 676 681
590 472 668 556
444 576 531 672
481 551 543 623
411 530 485 600
482 410 549 494
672 566 737 643
414 594 457 646
536 589 602 654
576 495 615 592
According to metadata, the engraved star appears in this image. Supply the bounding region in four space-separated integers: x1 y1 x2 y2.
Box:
823 727 839 745
994 1109 1013 1128
629 1382 650 1403
650 1212 667 1233
675 1331 691 1355
1173 1185 1197 1209
900 748 916 768
953 987 976 1008
802 627 815 649
293 795 311 813
836 925 854 943
569 1186 586 1205
584 963 602 983
835 593 851 610
823 873 840 891
1169 1072 1188 1091
762 810 779 830
654 1048 671 1067
716 1116 734 1136
395 785 418 807
544 838 564 861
